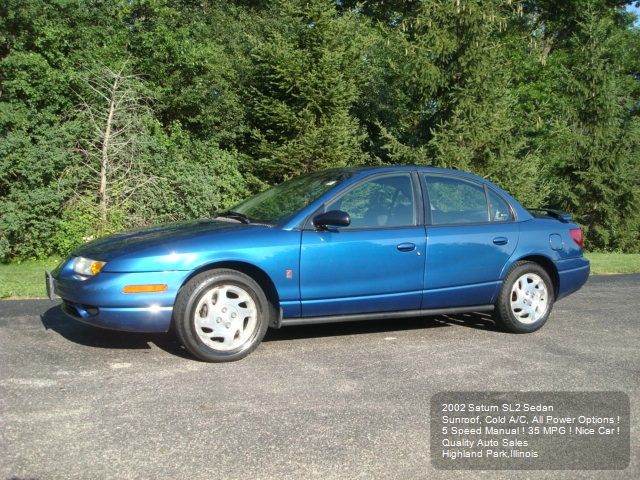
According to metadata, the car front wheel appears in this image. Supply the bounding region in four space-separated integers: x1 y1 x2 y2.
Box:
174 269 271 362
493 261 555 333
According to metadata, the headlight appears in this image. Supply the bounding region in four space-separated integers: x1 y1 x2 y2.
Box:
72 257 106 276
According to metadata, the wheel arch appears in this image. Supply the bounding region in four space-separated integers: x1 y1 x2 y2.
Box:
180 261 281 310
507 254 560 298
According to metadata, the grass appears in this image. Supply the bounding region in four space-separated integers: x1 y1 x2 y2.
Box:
584 252 640 275
0 257 62 299
0 253 638 299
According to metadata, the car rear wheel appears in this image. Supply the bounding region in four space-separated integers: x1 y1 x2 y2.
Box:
174 269 271 362
493 261 555 333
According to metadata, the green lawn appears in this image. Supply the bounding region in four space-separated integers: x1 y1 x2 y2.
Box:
0 253 639 299
584 252 640 275
0 257 62 299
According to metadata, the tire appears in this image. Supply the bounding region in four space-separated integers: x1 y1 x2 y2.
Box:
493 261 555 333
173 269 272 362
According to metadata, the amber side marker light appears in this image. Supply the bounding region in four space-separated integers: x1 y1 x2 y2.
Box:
122 284 168 294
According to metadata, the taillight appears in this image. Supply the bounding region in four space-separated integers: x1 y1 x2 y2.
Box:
569 228 584 248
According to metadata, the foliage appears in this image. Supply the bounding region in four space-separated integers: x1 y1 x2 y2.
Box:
148 126 250 221
52 197 101 255
540 7 640 251
353 1 547 208
245 0 369 182
0 0 639 260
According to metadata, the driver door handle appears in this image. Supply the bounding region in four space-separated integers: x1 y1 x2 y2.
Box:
397 242 416 252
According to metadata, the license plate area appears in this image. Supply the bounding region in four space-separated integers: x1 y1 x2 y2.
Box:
45 271 58 300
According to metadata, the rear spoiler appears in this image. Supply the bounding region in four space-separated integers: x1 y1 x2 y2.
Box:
526 208 573 223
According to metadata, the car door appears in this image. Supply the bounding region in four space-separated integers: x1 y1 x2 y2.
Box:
300 172 426 317
421 173 519 309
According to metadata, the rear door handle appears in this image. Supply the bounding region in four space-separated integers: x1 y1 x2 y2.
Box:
493 237 508 245
397 242 416 252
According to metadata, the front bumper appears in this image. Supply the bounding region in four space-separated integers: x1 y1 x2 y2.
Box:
61 300 173 333
48 264 189 333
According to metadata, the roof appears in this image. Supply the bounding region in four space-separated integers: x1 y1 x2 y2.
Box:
341 164 490 183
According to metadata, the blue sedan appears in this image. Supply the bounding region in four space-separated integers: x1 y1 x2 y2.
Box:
47 166 590 361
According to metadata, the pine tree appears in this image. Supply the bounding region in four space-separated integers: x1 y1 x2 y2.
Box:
245 0 367 183
370 0 548 206
543 6 640 251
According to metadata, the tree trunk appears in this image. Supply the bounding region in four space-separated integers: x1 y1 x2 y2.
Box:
99 76 119 231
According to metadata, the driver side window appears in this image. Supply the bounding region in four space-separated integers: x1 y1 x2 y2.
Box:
326 174 416 228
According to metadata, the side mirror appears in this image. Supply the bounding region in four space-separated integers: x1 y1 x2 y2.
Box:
313 210 351 229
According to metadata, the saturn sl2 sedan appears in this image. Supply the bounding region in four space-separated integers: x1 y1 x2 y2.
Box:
47 166 590 362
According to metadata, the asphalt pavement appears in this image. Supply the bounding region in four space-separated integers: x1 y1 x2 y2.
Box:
1 274 638 479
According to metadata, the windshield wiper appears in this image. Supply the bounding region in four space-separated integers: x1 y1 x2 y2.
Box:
217 210 251 224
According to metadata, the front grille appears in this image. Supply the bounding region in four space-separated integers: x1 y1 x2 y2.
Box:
62 300 99 318
62 300 81 318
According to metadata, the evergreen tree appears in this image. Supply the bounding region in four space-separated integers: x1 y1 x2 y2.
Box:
429 1 546 207
542 6 640 251
245 0 368 183
374 0 546 206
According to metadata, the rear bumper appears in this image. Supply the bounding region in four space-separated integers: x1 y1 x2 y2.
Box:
556 257 590 300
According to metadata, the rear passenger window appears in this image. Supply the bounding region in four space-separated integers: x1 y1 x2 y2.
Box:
424 175 489 225
487 189 512 222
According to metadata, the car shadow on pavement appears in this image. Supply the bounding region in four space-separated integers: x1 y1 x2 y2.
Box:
263 311 499 342
435 311 499 330
39 304 191 359
40 304 498 356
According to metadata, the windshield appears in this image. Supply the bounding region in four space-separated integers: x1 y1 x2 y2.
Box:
227 170 353 224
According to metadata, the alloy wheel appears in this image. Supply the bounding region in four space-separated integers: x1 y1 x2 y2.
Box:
509 273 550 324
193 284 258 351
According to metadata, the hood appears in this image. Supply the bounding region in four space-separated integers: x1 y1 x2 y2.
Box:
72 219 252 262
